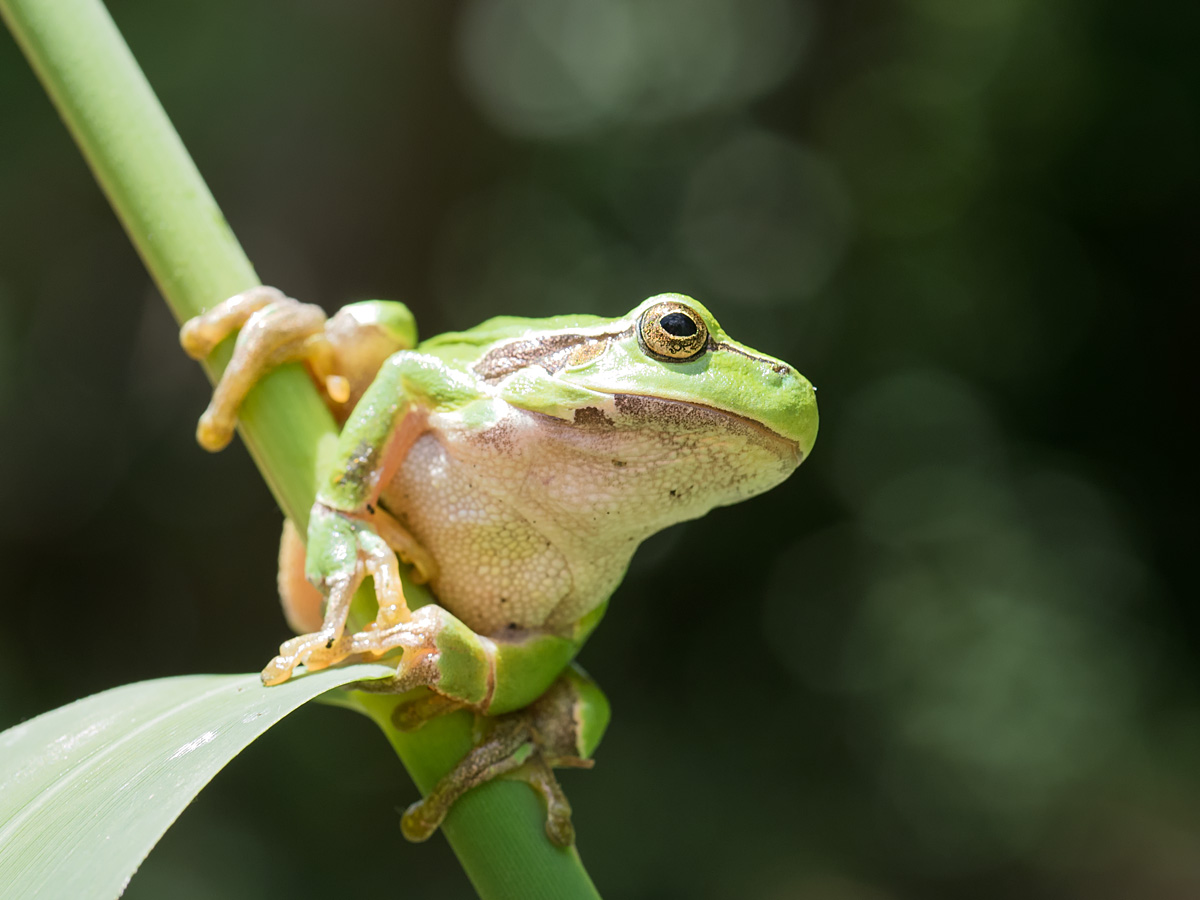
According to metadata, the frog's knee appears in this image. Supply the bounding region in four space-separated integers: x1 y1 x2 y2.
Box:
412 607 495 709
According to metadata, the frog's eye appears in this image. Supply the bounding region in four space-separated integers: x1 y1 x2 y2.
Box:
638 301 709 362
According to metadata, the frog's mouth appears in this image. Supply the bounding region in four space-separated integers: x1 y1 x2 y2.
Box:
607 393 806 466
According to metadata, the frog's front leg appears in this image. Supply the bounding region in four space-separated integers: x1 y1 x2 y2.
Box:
180 286 418 449
261 351 478 684
261 504 411 685
181 286 336 451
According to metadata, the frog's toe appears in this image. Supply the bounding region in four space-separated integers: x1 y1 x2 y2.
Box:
399 800 440 843
180 285 288 359
516 756 578 847
260 642 311 685
196 407 237 452
260 657 294 686
546 809 574 847
260 630 351 685
185 288 333 454
344 604 441 660
179 316 226 359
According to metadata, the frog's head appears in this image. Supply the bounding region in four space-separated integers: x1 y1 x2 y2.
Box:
484 293 817 515
584 293 818 459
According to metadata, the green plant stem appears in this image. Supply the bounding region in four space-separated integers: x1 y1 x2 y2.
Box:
1 1 602 897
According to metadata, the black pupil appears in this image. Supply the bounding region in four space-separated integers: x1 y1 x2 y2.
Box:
660 312 698 337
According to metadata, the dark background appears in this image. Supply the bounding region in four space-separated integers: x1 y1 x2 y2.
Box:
2 1 1197 897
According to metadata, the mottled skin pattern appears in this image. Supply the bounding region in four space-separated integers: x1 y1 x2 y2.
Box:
181 287 817 845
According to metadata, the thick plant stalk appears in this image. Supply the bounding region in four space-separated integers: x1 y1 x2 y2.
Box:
0 1 603 897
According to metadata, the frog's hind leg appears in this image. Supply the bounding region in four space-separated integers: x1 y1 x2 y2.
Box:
181 287 336 451
402 733 582 845
395 669 609 847
399 716 534 843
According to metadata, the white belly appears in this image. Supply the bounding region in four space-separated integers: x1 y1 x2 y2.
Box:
382 430 627 635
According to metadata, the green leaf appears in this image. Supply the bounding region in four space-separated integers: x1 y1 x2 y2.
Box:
0 664 395 900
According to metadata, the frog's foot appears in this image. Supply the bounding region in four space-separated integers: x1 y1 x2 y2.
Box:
259 628 354 685
262 506 415 685
399 716 534 843
399 677 596 847
180 285 282 357
261 589 410 687
180 286 338 451
264 603 462 690
402 752 580 847
403 734 585 849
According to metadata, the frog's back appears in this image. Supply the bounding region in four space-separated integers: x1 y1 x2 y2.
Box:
418 313 613 366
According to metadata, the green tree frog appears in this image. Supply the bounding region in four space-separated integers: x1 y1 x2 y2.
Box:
180 286 817 845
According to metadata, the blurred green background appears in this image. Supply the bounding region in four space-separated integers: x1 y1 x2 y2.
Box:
1 0 1196 897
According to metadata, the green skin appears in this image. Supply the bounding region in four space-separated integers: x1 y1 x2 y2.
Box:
182 290 818 844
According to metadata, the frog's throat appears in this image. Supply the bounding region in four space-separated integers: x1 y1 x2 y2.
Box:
609 392 805 464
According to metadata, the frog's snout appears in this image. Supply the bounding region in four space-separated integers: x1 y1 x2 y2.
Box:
759 360 816 445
